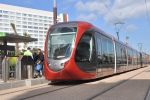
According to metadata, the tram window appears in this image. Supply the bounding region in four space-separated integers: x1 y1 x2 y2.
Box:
52 27 77 33
107 40 114 63
96 36 102 64
75 33 93 62
75 32 96 72
116 43 122 64
122 47 127 64
97 38 101 56
128 48 133 65
101 37 109 63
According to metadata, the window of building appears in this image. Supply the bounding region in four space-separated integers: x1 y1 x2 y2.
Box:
39 27 43 30
28 14 32 17
4 28 9 31
3 11 8 14
34 30 38 33
23 25 27 28
23 14 27 16
17 17 21 20
28 18 32 21
2 19 9 22
17 21 21 24
39 19 43 22
28 22 32 25
39 23 43 26
33 15 37 17
23 18 27 20
3 15 9 18
28 30 33 32
16 13 21 16
39 31 43 33
34 27 38 29
39 16 43 18
49 17 52 20
34 42 38 44
34 34 38 37
16 25 21 28
28 26 32 29
10 16 15 19
34 23 38 25
17 29 21 32
34 19 38 21
44 28 48 30
9 11 15 15
22 22 27 25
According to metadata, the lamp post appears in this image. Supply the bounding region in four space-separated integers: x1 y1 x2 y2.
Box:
114 22 125 40
138 43 143 52
125 36 129 45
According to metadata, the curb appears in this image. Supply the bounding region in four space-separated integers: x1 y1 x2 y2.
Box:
0 78 49 91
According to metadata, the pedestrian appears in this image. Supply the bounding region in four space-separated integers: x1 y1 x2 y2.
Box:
23 47 34 79
33 50 38 64
34 49 44 77
24 47 33 58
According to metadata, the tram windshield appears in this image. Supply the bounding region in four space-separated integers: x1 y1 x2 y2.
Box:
48 27 77 59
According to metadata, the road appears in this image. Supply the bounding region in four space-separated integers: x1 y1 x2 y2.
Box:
0 66 150 100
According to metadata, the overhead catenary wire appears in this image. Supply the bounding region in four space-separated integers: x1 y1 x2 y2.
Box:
102 1 125 40
102 1 122 23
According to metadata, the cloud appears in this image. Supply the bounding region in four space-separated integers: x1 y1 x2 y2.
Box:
77 13 97 21
74 0 150 24
125 24 137 33
105 0 150 23
75 0 110 15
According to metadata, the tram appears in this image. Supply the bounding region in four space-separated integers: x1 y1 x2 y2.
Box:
44 21 149 81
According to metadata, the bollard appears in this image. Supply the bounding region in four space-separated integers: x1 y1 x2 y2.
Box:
2 56 9 82
16 58 21 80
27 65 33 79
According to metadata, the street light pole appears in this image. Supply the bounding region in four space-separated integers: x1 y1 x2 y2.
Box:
138 43 143 52
114 22 125 40
126 36 129 45
116 31 119 40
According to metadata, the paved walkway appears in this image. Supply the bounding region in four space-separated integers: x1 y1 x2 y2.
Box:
93 68 150 100
0 66 150 100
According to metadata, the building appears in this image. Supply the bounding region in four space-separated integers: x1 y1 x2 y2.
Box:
0 3 68 50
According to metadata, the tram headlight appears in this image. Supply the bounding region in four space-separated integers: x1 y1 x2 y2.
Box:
60 59 69 68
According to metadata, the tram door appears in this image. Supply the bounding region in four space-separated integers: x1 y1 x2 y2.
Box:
95 32 102 77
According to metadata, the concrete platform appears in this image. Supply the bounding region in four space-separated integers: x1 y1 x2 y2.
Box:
0 77 49 91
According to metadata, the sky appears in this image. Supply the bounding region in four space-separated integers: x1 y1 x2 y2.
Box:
0 0 150 53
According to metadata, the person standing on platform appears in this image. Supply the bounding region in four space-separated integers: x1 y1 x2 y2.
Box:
34 49 44 77
24 47 33 58
23 47 34 79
